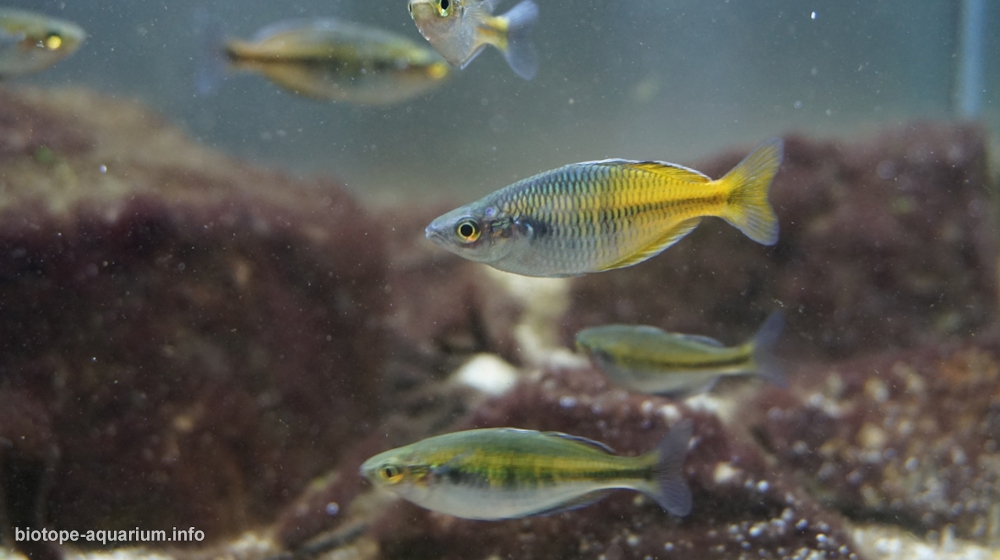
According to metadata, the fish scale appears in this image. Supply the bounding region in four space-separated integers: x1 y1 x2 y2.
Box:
499 163 723 273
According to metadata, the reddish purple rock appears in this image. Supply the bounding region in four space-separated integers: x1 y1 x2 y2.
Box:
751 339 1000 545
0 87 386 543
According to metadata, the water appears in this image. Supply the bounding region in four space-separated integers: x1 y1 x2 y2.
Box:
14 0 997 202
1 1 1000 560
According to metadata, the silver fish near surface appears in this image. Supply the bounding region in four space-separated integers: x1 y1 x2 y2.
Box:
360 420 693 520
0 8 85 78
408 0 539 80
576 311 785 397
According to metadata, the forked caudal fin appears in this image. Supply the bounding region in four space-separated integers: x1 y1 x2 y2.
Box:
643 418 693 517
719 138 783 246
499 0 539 80
750 310 786 387
193 9 228 96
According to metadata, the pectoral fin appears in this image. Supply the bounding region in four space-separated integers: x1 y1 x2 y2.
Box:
670 333 725 348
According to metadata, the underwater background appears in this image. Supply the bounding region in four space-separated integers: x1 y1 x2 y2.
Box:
13 0 1000 201
1 1 1000 560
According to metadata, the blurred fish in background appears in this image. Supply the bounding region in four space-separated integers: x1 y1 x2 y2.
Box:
576 311 785 398
196 14 451 105
408 0 538 80
0 8 85 78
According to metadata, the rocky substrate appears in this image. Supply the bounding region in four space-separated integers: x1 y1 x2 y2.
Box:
0 86 997 560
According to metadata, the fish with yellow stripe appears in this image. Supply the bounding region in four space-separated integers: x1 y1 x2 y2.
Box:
360 420 692 520
576 311 785 398
197 16 450 105
425 138 783 277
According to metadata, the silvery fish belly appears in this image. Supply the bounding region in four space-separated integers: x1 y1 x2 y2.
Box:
359 421 693 520
425 139 783 277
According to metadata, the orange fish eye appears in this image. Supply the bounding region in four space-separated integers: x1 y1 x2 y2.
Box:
380 465 404 483
456 219 481 242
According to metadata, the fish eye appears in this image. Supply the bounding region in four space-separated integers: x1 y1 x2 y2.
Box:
455 219 481 242
44 33 63 50
380 464 403 483
439 0 451 16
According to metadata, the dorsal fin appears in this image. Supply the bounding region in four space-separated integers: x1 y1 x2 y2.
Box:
250 18 322 42
599 217 702 271
671 333 725 347
628 161 713 183
544 432 616 454
588 160 712 183
632 325 668 336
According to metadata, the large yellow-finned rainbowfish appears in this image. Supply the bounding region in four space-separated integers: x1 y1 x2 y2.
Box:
425 138 783 277
0 8 85 78
408 0 538 80
360 420 692 520
576 311 785 398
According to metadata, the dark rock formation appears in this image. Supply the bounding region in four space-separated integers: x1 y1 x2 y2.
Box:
0 87 386 543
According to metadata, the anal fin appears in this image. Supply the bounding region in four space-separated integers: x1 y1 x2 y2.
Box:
599 217 701 271
530 490 612 516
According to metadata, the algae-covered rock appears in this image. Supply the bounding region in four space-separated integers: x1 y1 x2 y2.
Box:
752 339 1000 547
0 86 386 542
2 86 997 560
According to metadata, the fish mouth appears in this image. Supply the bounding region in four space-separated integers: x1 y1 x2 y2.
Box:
425 225 446 244
408 1 438 22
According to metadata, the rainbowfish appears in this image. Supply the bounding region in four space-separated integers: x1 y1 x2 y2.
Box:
576 312 785 398
198 17 450 105
425 138 783 277
408 0 538 80
0 8 84 78
360 420 692 520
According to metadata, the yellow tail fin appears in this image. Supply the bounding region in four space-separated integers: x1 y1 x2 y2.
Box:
719 138 783 245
